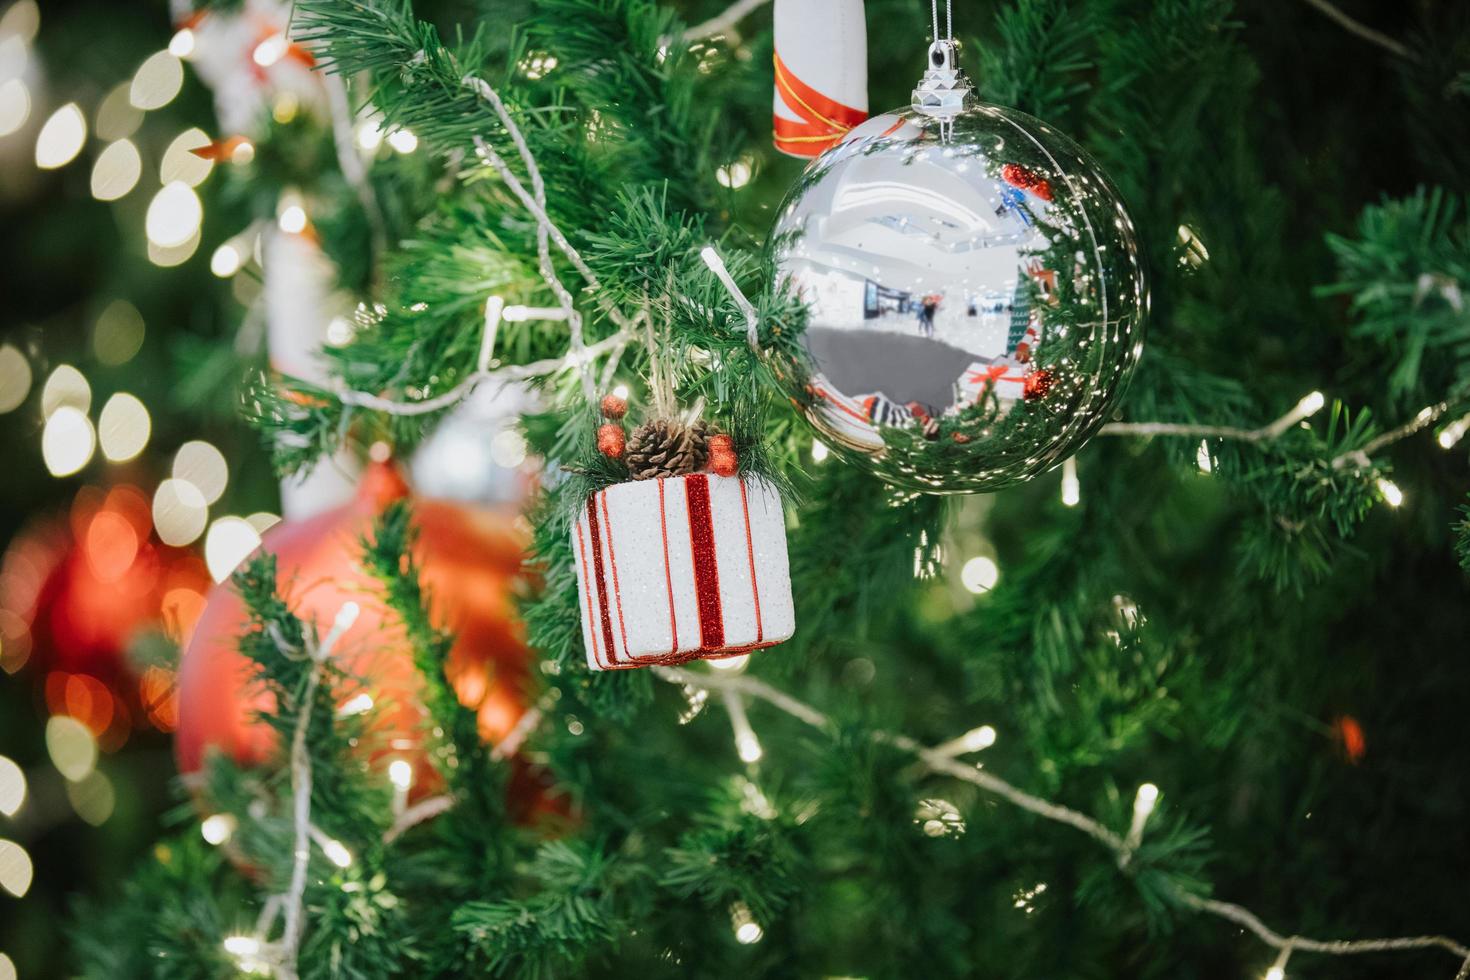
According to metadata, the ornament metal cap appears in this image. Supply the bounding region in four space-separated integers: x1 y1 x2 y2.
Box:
911 40 972 123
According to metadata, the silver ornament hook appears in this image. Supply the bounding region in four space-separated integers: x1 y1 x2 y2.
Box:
911 39 972 137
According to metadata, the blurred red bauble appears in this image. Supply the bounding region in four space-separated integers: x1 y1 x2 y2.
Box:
175 460 538 806
0 485 211 741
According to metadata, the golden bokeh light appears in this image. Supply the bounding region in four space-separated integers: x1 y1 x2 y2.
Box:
44 714 97 781
0 343 31 413
246 512 282 534
42 406 96 477
98 392 151 462
41 363 90 417
173 440 228 504
95 81 143 141
168 28 196 58
152 477 208 546
160 127 213 187
145 181 202 248
204 516 261 583
90 138 142 201
0 77 29 138
93 299 145 365
0 839 32 899
34 102 86 169
0 952 13 980
129 50 184 111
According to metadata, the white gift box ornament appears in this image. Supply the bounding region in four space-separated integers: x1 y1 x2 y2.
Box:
572 474 796 670
772 0 868 157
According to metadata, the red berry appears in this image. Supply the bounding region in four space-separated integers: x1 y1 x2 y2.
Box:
600 394 627 420
597 423 626 459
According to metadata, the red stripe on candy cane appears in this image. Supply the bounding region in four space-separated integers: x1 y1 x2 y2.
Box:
585 495 619 666
685 475 725 650
573 516 603 668
658 479 679 656
599 492 632 660
738 478 764 644
773 51 867 157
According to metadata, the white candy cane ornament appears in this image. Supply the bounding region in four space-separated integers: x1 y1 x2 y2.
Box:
772 0 869 157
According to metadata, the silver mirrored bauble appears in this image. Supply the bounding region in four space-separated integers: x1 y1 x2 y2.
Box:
770 100 1148 494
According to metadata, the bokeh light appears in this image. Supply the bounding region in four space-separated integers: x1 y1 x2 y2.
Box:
173 440 228 504
95 81 142 141
960 555 999 594
42 406 96 476
98 392 150 462
0 839 32 898
0 0 40 42
129 50 183 110
0 344 31 413
147 228 200 267
145 181 202 248
35 102 86 169
160 127 213 186
93 299 145 365
204 516 261 583
0 77 29 137
41 363 90 417
152 478 208 546
210 242 242 278
90 138 142 201
66 770 115 826
44 714 97 781
0 756 24 817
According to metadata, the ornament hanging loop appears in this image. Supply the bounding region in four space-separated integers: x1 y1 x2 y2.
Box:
912 39 972 139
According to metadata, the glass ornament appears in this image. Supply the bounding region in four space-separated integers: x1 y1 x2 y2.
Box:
769 43 1147 494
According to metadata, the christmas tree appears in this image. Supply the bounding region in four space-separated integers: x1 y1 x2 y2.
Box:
2 0 1470 977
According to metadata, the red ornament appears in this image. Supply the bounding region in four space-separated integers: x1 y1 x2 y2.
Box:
1 485 211 741
1001 163 1054 202
952 432 972 445
175 462 539 809
600 394 627 420
598 423 627 459
1023 370 1054 401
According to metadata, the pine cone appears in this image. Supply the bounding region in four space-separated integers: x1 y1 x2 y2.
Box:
626 419 709 480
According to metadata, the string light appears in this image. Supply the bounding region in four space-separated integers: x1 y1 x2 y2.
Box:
252 33 289 68
321 838 353 869
0 951 14 980
211 242 243 278
338 693 374 717
356 119 384 150
93 300 145 366
1296 390 1326 418
388 759 414 791
278 203 308 234
960 555 998 595
168 28 196 58
200 813 236 846
41 363 90 417
708 653 749 674
811 439 829 463
1061 456 1081 506
715 157 753 189
1376 478 1403 508
94 82 141 141
1124 782 1160 854
960 725 996 752
152 478 208 546
222 935 261 958
729 902 763 944
1196 439 1213 473
1437 413 1470 449
67 771 115 826
387 128 418 154
160 128 214 187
